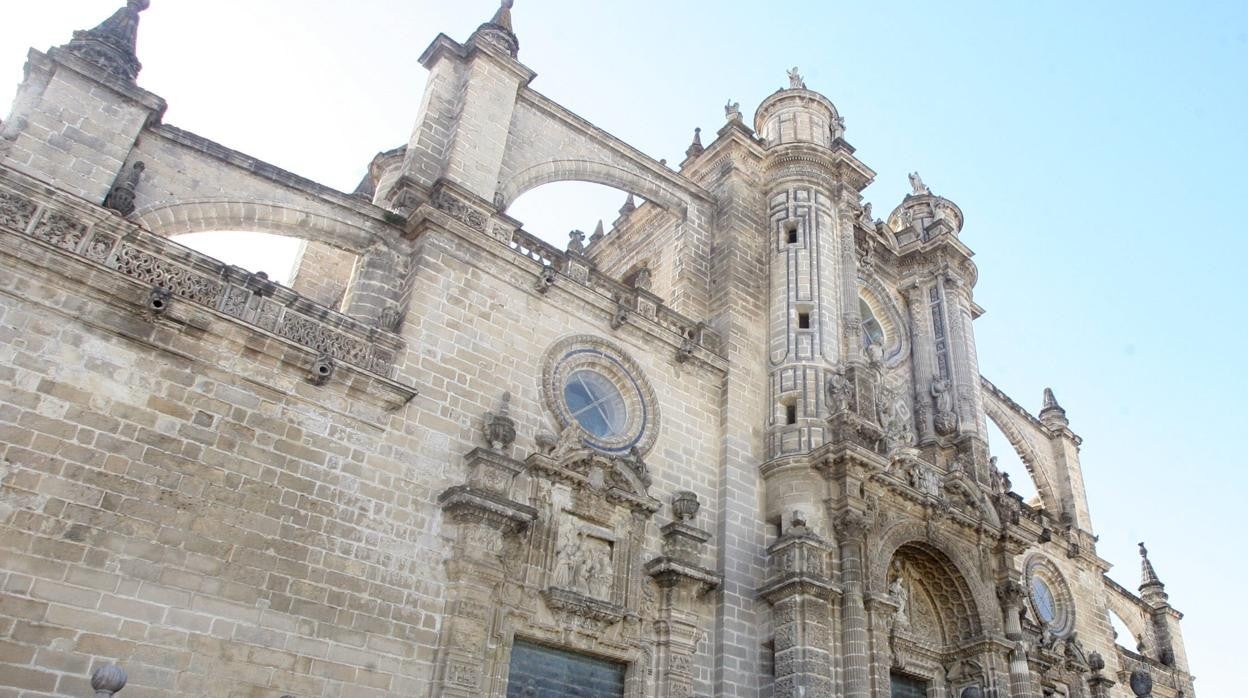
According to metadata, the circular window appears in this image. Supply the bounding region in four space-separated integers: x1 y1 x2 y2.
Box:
1025 556 1074 636
563 370 627 439
542 336 659 455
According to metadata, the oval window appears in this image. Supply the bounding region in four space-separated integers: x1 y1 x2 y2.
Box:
1030 576 1057 624
860 298 885 348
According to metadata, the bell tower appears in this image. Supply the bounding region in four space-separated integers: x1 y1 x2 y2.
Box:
756 69 874 469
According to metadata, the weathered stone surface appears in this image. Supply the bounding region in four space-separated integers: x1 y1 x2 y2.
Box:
0 3 1196 698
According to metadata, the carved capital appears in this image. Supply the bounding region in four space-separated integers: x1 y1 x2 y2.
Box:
997 579 1026 608
833 510 869 541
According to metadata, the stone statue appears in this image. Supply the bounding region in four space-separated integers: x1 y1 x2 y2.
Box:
567 229 586 254
876 383 915 451
859 202 873 225
865 342 884 370
826 367 852 413
908 172 931 196
787 67 806 90
930 377 958 436
930 378 953 413
553 524 581 589
632 265 652 292
889 574 909 626
585 543 613 599
549 424 586 461
725 100 741 122
908 461 939 497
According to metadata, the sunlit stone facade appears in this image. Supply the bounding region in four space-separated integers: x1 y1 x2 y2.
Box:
0 3 1194 697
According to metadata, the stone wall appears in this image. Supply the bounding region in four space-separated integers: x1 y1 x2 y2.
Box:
0 163 729 695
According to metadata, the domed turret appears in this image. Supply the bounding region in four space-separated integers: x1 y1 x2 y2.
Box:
887 172 963 245
753 67 845 148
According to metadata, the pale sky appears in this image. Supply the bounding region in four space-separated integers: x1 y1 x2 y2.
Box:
4 1 1245 694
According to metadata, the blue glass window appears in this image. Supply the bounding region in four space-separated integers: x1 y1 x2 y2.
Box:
563 370 626 439
861 299 885 349
1031 576 1057 624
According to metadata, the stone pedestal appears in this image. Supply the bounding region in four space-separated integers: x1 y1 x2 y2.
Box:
645 495 720 698
759 526 838 698
434 448 535 697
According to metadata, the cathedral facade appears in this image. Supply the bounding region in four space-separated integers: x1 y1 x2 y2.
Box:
0 3 1195 697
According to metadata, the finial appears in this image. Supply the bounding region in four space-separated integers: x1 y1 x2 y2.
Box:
470 0 519 57
685 127 704 158
59 0 151 83
589 219 605 243
787 66 806 89
1129 668 1154 697
725 100 742 122
908 172 931 196
91 664 128 697
1138 541 1164 590
1043 388 1060 409
619 193 636 217
483 391 516 452
671 491 701 522
1039 387 1069 427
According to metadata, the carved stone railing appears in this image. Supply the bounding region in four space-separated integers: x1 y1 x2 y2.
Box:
507 227 561 268
1115 646 1190 695
0 173 403 378
502 224 722 357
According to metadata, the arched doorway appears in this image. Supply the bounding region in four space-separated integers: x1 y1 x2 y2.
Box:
885 542 990 697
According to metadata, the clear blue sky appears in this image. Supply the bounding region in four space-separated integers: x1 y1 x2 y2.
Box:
4 1 1245 693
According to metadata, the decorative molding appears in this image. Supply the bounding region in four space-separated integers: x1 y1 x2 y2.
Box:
0 175 404 379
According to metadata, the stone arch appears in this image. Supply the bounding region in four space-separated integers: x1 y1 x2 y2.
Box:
498 160 689 218
981 395 1062 514
887 542 983 645
132 199 379 253
872 521 1000 638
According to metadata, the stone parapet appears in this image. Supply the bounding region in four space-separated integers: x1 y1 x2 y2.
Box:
0 168 407 382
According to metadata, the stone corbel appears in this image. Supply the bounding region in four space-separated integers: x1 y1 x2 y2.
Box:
610 291 631 330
